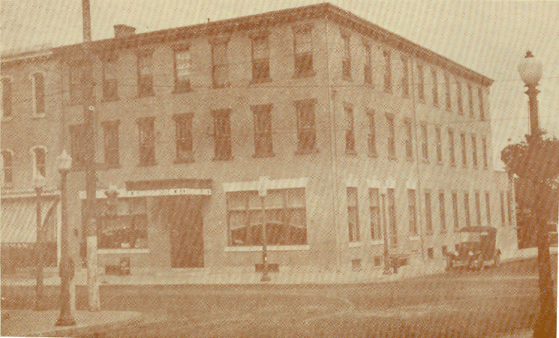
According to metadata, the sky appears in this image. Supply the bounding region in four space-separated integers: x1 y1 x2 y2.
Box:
2 0 558 170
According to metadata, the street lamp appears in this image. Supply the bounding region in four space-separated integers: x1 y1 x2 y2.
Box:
380 185 391 275
258 177 271 282
34 173 46 311
55 150 76 326
518 51 555 337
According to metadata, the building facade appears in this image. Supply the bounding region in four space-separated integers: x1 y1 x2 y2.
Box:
1 3 518 273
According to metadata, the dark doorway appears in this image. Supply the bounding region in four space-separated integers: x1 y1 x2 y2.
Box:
167 197 204 268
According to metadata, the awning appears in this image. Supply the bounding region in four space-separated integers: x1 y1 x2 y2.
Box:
1 197 59 243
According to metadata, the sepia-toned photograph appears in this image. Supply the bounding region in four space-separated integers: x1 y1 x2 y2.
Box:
1 1 558 337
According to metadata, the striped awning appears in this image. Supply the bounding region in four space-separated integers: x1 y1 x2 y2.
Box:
1 197 58 243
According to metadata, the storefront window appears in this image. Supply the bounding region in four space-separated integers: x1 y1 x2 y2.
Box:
98 215 148 249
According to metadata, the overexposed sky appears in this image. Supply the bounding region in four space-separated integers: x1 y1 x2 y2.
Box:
2 0 558 170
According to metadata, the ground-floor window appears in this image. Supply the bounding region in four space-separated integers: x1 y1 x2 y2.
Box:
98 215 149 249
227 188 307 246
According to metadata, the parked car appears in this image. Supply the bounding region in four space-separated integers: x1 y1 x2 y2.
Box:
446 226 501 271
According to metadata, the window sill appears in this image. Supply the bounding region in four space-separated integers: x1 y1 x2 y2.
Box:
409 236 420 241
406 156 414 162
418 98 426 104
348 241 362 248
98 248 150 254
213 83 231 89
138 162 157 167
295 148 319 155
212 156 234 161
437 161 443 166
138 92 155 98
425 231 434 236
224 245 310 252
174 158 195 164
342 75 352 82
421 159 429 164
293 71 316 79
102 164 121 170
371 239 383 246
440 230 447 234
345 150 357 156
172 88 193 94
32 113 46 119
388 156 398 161
450 163 456 167
250 77 272 85
384 88 392 94
364 81 374 87
102 97 120 102
368 152 378 158
252 153 275 159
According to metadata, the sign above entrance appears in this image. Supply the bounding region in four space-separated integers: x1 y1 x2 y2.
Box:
78 188 211 199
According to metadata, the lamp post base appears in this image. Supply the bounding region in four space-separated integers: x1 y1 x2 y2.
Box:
55 315 76 327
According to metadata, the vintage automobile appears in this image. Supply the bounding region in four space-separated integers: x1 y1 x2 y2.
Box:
446 226 501 271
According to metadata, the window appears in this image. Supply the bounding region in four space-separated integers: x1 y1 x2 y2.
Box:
475 192 481 225
98 198 148 250
404 119 413 160
383 50 392 92
341 33 351 79
432 69 438 106
448 129 455 165
252 35 270 82
471 135 478 167
456 81 463 114
2 78 12 118
370 188 381 240
31 146 46 179
479 88 485 121
427 248 434 259
435 126 442 163
442 246 448 256
293 26 313 77
461 133 467 167
1 150 13 186
32 73 45 116
401 57 409 97
452 192 459 229
464 193 471 227
468 84 473 117
439 192 446 232
500 192 506 226
421 123 428 161
417 64 425 101
387 115 396 159
103 121 120 167
347 187 359 242
408 189 417 236
507 191 513 225
103 53 118 100
367 110 377 156
137 52 154 96
485 192 491 225
364 44 372 84
227 188 307 246
445 73 451 110
69 63 83 105
482 137 488 168
173 113 194 162
253 104 273 157
388 188 396 245
425 192 433 234
295 99 317 153
137 117 156 166
174 48 192 92
69 124 87 168
345 104 355 153
212 109 232 160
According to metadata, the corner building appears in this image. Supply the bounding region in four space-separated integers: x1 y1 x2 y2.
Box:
1 3 518 273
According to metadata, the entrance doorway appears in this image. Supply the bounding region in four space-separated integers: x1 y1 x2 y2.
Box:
166 197 204 268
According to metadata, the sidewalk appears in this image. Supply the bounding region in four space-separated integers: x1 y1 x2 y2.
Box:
1 309 142 337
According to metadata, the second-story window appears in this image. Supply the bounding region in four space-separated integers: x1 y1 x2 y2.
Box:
452 192 459 229
1 150 13 186
173 113 194 162
347 187 359 242
383 50 392 92
345 104 355 153
439 192 446 232
364 44 372 85
485 192 491 225
445 72 451 110
293 26 313 77
212 39 229 88
471 135 478 167
138 52 154 97
401 57 409 97
252 104 273 157
341 33 351 79
432 69 438 106
2 78 12 118
421 123 428 161
425 191 433 234
448 129 455 165
103 53 118 100
404 119 413 160
464 192 471 227
103 121 120 167
370 188 381 240
69 63 83 105
252 35 270 82
482 137 488 168
461 133 467 167
417 64 425 101
31 146 46 179
408 189 418 236
367 109 376 156
475 192 481 225
137 117 156 166
387 188 397 246
174 48 192 92
32 73 45 116
69 124 87 168
435 126 442 163
212 109 232 160
479 87 485 121
456 81 463 114
468 84 473 118
387 115 396 159
295 99 317 153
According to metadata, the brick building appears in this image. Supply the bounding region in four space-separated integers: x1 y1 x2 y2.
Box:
1 3 518 273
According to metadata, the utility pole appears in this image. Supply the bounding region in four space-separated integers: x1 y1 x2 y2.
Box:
82 0 100 311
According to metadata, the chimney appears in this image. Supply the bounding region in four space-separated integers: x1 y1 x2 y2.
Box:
114 24 136 38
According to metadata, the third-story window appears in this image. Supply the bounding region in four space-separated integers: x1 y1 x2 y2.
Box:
475 192 481 225
69 63 83 105
471 135 478 167
2 78 12 118
432 69 438 106
103 121 120 167
212 109 232 160
383 50 392 92
174 48 192 92
252 104 273 157
252 35 270 82
485 192 491 225
137 117 156 166
439 192 446 232
468 84 474 118
364 44 372 84
367 110 376 156
401 57 409 97
212 40 229 88
295 99 317 153
482 137 488 168
103 53 118 100
1 150 13 185
421 123 428 161
370 188 381 240
452 192 459 229
456 81 463 114
461 133 467 167
341 33 351 79
137 52 154 96
404 119 413 160
435 126 442 163
173 113 194 162
32 147 46 179
448 129 455 165
69 124 87 168
294 26 313 77
479 87 485 121
408 189 417 236
425 191 433 234
32 73 45 115
345 104 355 153
417 63 425 101
347 187 359 242
445 72 451 110
387 115 396 159
464 193 471 227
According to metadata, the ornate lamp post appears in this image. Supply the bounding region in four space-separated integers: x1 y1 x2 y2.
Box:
518 51 555 337
55 150 76 326
34 174 46 311
258 177 271 282
381 185 391 275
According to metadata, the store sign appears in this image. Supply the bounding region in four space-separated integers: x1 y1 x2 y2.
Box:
79 188 211 199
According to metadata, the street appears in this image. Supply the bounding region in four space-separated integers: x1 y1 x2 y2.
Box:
2 258 556 337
